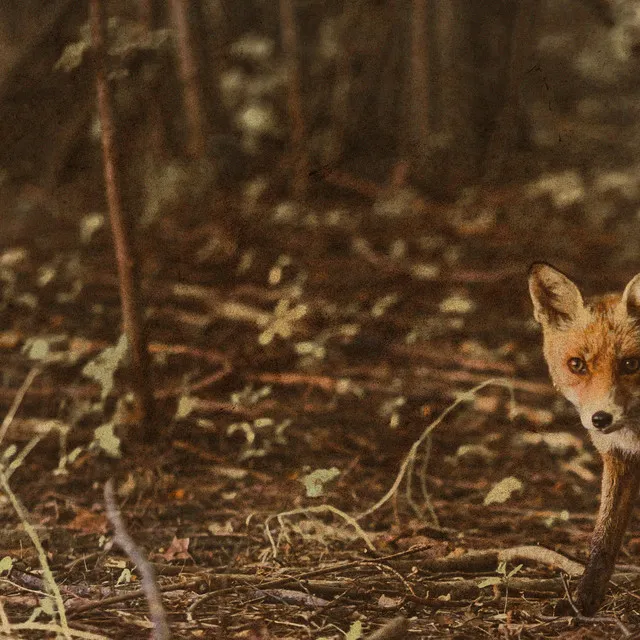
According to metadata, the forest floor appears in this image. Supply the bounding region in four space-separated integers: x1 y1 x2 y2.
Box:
0 174 638 639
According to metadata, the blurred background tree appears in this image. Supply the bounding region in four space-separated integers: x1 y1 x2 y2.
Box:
0 0 637 223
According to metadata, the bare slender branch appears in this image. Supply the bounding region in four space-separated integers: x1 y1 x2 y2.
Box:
0 366 40 447
90 0 156 441
104 479 170 640
0 470 71 638
169 0 207 157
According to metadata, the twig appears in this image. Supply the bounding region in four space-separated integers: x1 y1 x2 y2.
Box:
357 378 515 521
5 435 45 480
0 366 40 447
0 470 71 639
265 505 376 558
557 572 630 635
0 598 11 634
561 572 580 614
169 0 207 157
67 577 209 617
279 0 309 199
103 479 170 640
187 544 433 621
4 622 108 639
90 0 155 441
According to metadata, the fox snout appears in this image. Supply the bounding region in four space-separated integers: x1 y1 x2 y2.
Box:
565 381 626 432
591 410 613 430
578 405 624 433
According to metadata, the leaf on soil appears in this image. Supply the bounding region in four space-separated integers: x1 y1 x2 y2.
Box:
345 620 363 640
208 521 234 535
526 170 585 209
0 556 12 573
227 421 255 447
116 568 133 585
454 444 495 463
67 508 108 535
378 594 403 608
79 213 105 244
82 334 128 402
55 41 91 72
300 467 340 498
477 576 502 588
176 394 199 419
483 476 523 506
544 510 570 528
117 473 137 498
24 338 49 361
371 293 399 318
258 299 307 345
517 431 583 454
411 263 440 280
160 536 190 561
439 291 476 314
91 422 121 458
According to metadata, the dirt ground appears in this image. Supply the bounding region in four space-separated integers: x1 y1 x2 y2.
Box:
1 177 639 639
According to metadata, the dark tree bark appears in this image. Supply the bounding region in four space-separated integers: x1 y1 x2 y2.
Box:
482 0 539 183
410 0 430 155
139 0 168 162
279 0 309 200
432 0 478 197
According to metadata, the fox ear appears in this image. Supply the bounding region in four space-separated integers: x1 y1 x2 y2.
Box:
622 273 640 317
528 263 584 327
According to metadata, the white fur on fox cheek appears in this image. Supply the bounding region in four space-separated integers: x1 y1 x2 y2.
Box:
561 387 580 408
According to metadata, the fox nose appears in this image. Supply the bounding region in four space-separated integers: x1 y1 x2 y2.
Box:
592 411 613 430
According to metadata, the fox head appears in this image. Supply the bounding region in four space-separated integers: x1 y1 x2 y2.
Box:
529 263 640 439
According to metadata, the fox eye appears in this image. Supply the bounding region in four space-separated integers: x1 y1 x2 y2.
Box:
567 357 587 375
621 357 640 374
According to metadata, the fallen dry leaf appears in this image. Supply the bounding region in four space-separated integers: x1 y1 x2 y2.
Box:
159 536 191 562
67 508 108 535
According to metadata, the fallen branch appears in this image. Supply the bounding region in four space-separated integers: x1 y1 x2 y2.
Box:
412 545 584 578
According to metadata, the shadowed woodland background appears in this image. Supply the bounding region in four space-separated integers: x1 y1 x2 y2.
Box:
1 0 640 638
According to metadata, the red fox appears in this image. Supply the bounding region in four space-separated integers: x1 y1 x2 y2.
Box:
528 262 640 614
